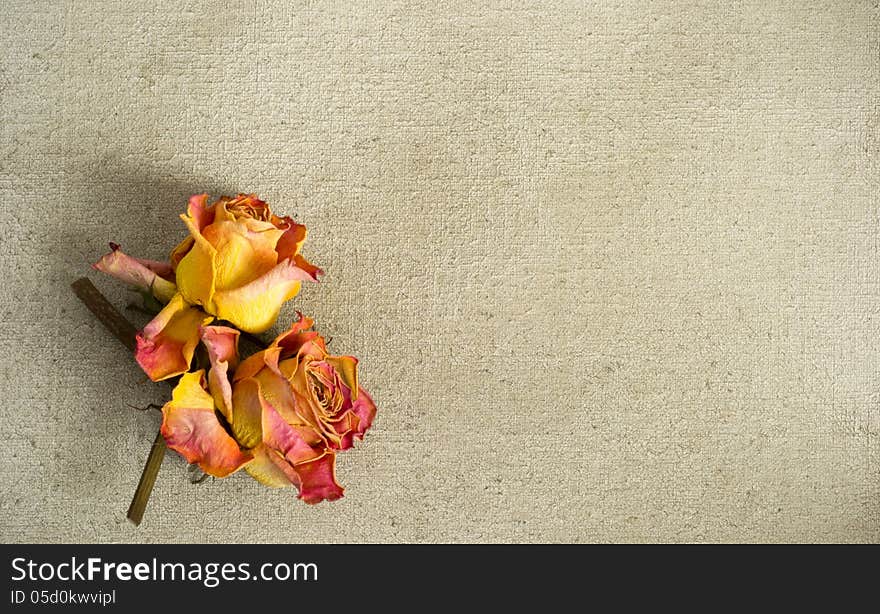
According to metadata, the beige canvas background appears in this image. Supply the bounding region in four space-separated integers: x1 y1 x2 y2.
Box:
0 1 877 543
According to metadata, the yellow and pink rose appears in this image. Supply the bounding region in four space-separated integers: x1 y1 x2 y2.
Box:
160 316 376 503
95 194 322 381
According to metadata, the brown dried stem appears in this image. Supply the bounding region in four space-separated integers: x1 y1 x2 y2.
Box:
71 277 166 526
126 430 166 525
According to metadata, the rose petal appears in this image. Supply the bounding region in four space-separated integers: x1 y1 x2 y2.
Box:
201 325 240 420
275 313 319 355
285 312 316 337
212 259 317 333
135 294 212 381
187 193 215 231
259 367 321 429
271 214 322 281
93 243 177 303
261 399 324 463
234 314 317 382
161 371 252 477
295 454 344 504
245 444 297 488
200 325 239 367
229 377 266 449
272 216 307 262
174 212 218 311
324 411 360 451
261 400 343 503
293 254 323 282
205 198 284 291
219 194 271 223
169 194 214 271
349 386 377 444
234 376 343 502
246 444 342 505
235 346 282 383
324 355 359 401
169 236 194 271
324 362 376 449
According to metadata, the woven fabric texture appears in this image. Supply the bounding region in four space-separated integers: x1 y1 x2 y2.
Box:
1 1 877 542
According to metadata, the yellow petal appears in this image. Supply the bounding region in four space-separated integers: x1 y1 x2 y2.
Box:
135 294 212 381
160 371 252 477
212 259 314 333
245 445 295 488
230 377 265 449
174 213 217 311
169 236 194 271
204 218 283 292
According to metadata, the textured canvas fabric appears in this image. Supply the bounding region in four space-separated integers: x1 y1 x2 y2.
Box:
0 1 877 543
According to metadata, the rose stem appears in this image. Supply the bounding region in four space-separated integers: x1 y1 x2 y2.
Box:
71 278 138 351
125 430 166 525
70 277 166 526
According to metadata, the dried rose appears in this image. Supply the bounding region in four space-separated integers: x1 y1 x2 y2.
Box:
159 318 376 504
171 194 321 334
95 194 321 382
232 314 377 502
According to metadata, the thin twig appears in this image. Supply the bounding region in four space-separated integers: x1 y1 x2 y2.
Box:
126 403 163 413
187 464 210 485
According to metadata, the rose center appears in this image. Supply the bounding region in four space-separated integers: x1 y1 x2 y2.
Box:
308 372 331 411
229 202 269 221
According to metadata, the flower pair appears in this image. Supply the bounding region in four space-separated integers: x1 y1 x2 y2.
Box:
95 194 375 503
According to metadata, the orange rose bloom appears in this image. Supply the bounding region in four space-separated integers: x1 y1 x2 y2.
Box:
159 316 376 504
95 194 322 382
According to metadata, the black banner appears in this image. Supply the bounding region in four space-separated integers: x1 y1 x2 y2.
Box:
0 544 875 609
